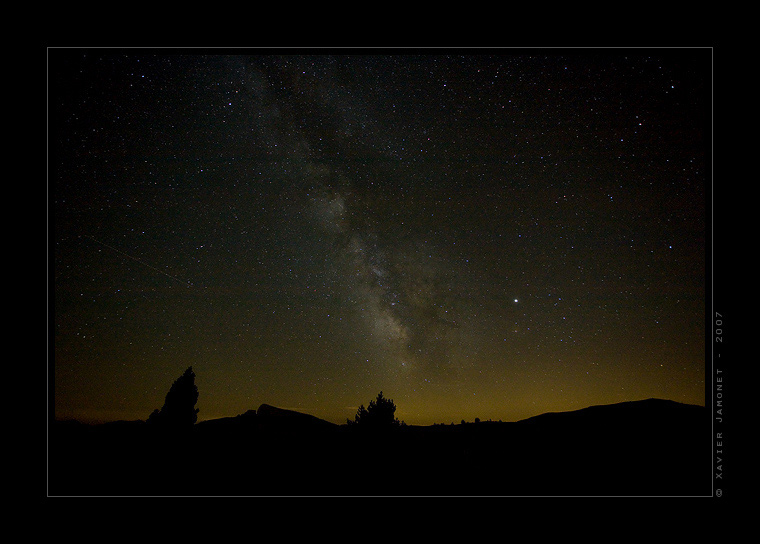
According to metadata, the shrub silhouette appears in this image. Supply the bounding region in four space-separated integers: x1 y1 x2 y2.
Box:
147 366 199 428
350 391 402 428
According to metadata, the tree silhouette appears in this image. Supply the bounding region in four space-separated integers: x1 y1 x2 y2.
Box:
147 366 199 428
351 391 402 428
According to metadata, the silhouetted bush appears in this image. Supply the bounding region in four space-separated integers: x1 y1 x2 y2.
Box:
349 391 402 428
147 367 199 428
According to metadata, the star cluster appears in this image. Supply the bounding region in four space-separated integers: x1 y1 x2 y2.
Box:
51 50 709 425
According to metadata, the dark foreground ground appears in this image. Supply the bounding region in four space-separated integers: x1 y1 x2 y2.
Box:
48 399 711 496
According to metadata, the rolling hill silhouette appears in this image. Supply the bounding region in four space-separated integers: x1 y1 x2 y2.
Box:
195 404 337 432
516 397 703 426
49 398 710 496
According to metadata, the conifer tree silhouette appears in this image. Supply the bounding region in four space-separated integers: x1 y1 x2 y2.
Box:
147 366 199 427
351 391 401 428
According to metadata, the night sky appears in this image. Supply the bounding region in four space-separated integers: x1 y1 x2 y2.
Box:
51 49 710 426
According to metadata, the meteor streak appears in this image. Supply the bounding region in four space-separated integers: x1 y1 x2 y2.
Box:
84 235 192 286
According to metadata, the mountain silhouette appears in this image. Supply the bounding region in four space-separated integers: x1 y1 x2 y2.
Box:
193 404 338 441
505 398 709 495
255 403 338 430
193 409 258 430
516 397 703 427
49 398 710 496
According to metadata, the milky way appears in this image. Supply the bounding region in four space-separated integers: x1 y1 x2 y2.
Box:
240 55 467 385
